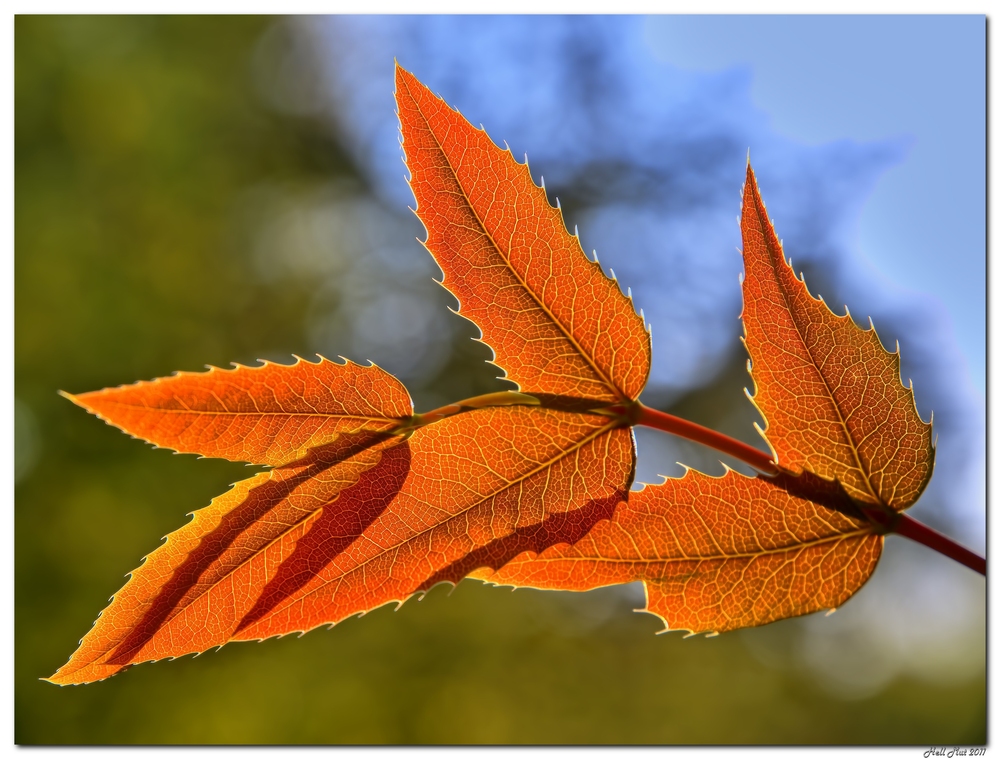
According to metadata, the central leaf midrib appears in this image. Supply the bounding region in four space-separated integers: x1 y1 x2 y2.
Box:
754 198 880 506
519 525 875 564
403 76 624 403
93 399 400 425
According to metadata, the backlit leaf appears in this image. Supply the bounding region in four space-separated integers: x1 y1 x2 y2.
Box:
49 405 633 684
475 469 882 634
62 357 413 466
396 63 650 403
740 165 934 509
50 69 976 685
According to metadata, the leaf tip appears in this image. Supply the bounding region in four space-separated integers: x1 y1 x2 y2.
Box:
393 59 411 86
57 389 82 408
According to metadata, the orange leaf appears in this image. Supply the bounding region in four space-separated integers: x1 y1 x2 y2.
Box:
52 69 977 684
62 357 413 466
46 430 400 685
396 63 650 404
475 469 882 634
740 165 934 510
48 405 633 684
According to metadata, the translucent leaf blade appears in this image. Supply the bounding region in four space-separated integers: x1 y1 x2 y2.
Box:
396 64 651 403
740 165 934 510
48 406 634 684
234 405 633 642
476 469 882 634
47 430 400 685
63 357 413 466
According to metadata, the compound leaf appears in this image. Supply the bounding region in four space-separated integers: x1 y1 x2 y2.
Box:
50 72 965 685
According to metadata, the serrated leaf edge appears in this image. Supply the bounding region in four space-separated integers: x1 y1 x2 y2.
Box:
395 65 651 403
739 169 935 510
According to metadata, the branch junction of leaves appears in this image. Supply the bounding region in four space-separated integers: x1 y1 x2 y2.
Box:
408 391 984 576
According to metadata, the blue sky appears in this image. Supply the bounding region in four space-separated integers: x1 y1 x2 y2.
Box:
644 15 985 398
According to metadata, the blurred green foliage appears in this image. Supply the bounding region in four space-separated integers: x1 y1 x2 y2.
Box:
15 15 985 745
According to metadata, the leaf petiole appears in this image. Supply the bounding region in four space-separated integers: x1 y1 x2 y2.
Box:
628 402 779 475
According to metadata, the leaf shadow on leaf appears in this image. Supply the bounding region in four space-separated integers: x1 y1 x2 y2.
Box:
235 441 412 633
764 469 868 524
106 431 409 667
417 489 628 591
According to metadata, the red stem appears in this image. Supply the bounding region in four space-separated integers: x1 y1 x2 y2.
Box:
629 402 779 475
634 402 984 576
891 513 985 575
